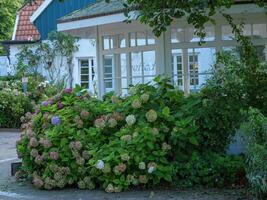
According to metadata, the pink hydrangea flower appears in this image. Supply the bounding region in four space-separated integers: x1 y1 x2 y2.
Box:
49 151 59 160
29 137 39 147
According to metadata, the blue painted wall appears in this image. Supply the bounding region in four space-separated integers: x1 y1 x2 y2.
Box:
34 0 96 40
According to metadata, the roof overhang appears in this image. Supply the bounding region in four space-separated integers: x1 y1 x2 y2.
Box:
1 40 39 45
57 12 137 32
30 0 53 23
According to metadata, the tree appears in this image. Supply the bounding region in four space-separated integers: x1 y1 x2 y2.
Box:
48 31 78 88
120 0 267 38
0 0 25 54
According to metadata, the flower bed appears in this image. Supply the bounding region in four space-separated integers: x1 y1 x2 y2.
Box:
16 77 244 192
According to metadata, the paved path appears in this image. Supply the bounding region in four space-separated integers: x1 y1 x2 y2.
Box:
0 131 251 200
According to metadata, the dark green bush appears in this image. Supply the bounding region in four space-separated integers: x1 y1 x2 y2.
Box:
0 89 33 128
242 109 267 199
175 152 245 188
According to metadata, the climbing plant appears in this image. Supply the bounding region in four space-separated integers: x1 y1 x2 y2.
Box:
15 32 78 88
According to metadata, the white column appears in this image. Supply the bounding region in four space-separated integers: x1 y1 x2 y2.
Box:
96 26 104 99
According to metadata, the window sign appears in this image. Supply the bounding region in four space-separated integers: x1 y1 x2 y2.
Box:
131 52 142 77
130 51 156 84
143 51 156 76
120 54 128 96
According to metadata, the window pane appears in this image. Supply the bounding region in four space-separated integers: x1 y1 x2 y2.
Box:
131 52 142 77
110 36 115 49
144 77 154 84
171 28 184 43
120 54 127 77
119 34 126 48
103 36 110 50
137 32 146 46
81 68 89 74
104 55 114 92
81 75 89 82
222 25 234 40
81 60 89 67
205 26 215 41
143 51 156 76
243 24 252 36
188 27 215 42
253 24 267 39
130 33 136 47
81 83 89 88
132 77 142 85
188 48 215 90
147 31 156 45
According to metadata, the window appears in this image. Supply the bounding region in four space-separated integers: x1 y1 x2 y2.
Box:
222 25 234 40
104 55 114 93
188 26 215 42
172 48 215 92
103 34 126 50
171 28 185 43
172 49 183 89
130 31 155 47
79 58 96 90
222 23 267 40
189 54 199 86
171 26 215 43
131 51 156 84
253 24 267 39
188 48 215 91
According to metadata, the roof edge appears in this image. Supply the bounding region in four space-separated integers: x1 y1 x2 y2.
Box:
58 1 258 24
30 0 53 23
58 9 126 24
1 40 40 45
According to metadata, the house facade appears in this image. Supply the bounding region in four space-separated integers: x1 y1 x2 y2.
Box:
57 0 267 98
2 0 97 92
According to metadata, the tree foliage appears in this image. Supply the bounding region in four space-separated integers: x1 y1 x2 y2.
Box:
0 0 26 54
119 0 267 37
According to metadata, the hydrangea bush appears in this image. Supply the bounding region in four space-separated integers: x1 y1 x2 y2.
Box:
17 77 244 192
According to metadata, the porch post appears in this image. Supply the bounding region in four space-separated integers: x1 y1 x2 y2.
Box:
96 25 104 99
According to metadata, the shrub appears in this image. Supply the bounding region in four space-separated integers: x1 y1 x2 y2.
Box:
16 77 245 192
242 109 267 199
0 89 33 128
175 152 245 188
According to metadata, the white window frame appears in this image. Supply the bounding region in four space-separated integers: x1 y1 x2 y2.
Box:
78 57 96 93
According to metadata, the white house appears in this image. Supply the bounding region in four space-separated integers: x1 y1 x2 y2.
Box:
57 0 267 97
2 0 97 92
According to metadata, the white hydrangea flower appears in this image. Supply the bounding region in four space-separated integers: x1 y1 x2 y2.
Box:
126 115 136 126
148 166 156 174
138 162 146 170
140 93 150 103
129 87 137 95
96 160 105 170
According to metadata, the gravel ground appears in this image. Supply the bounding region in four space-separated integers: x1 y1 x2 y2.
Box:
0 131 252 200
